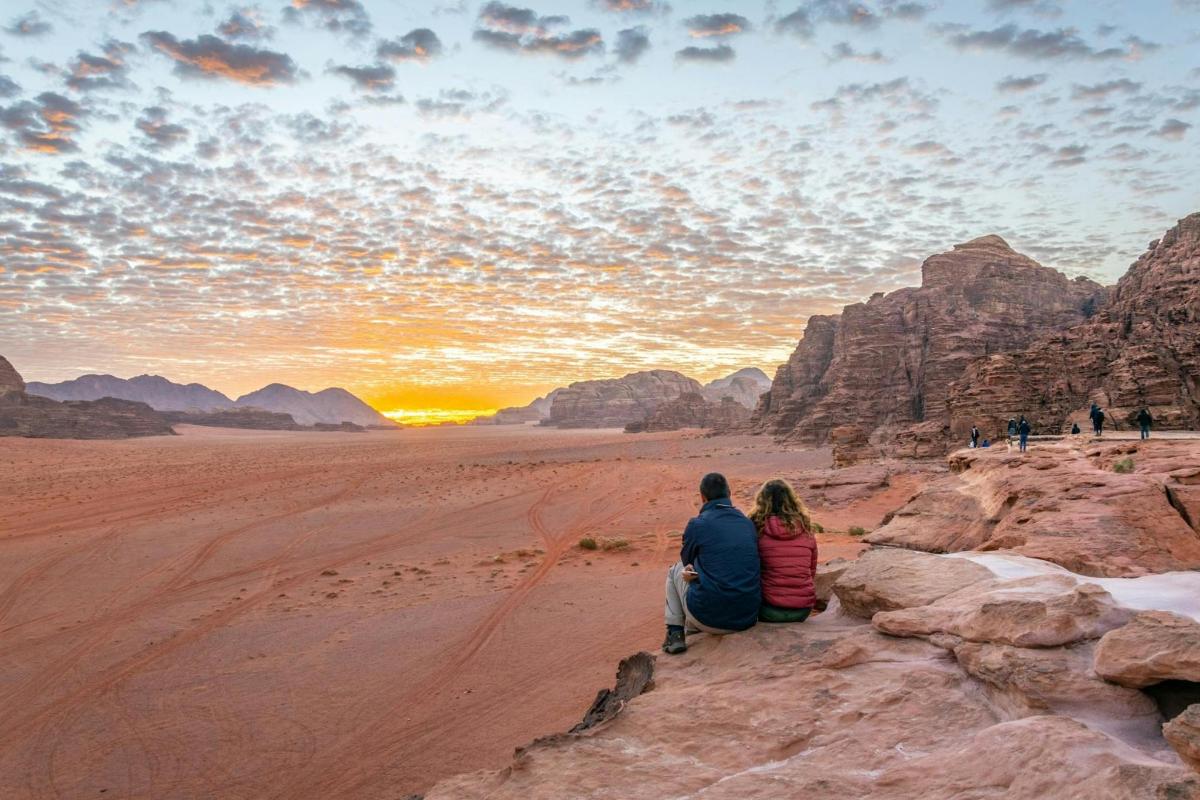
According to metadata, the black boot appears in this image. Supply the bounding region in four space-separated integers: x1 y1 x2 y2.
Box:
662 626 686 655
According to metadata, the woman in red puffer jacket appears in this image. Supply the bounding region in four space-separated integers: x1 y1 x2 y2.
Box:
749 478 818 623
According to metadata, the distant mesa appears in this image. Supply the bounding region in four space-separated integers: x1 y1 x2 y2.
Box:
1 355 175 440
469 368 772 431
27 373 395 428
546 370 704 429
701 367 771 409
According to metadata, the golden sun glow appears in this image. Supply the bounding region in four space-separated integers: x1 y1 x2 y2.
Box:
383 408 498 427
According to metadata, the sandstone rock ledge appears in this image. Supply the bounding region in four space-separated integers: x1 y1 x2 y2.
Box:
425 442 1200 799
426 547 1200 799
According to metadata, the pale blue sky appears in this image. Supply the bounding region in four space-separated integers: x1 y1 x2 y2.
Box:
2 0 1198 411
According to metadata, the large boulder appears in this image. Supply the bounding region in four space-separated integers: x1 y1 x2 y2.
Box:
832 547 991 619
1094 611 1200 689
950 641 1158 725
1165 705 1200 773
873 574 1134 648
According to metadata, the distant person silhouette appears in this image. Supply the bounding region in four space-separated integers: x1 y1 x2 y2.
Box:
749 479 817 624
1007 418 1018 446
1019 416 1031 452
663 473 760 655
1090 403 1105 437
1071 422 1081 436
1137 407 1153 440
970 426 980 449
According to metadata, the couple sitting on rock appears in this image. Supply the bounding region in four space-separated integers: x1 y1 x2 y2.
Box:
663 472 817 655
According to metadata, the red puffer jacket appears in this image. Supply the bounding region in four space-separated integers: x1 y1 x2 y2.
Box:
757 516 818 609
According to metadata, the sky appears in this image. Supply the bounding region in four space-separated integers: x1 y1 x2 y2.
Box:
2 0 1198 422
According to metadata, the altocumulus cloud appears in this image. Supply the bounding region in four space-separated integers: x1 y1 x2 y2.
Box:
376 29 443 62
141 32 299 86
675 44 735 63
473 3 603 59
0 91 86 154
328 62 396 92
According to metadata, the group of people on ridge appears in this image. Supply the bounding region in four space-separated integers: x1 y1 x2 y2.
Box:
663 473 817 655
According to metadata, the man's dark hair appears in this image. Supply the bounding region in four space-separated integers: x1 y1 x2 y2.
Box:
699 472 730 501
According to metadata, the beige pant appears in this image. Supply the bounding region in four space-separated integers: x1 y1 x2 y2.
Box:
664 562 737 634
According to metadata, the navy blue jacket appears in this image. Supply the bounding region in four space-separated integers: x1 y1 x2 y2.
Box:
681 498 761 631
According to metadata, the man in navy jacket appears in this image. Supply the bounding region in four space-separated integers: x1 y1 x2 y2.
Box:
663 473 761 655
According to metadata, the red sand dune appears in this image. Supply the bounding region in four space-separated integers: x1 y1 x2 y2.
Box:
0 425 905 798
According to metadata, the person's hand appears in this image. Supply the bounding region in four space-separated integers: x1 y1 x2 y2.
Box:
682 564 698 583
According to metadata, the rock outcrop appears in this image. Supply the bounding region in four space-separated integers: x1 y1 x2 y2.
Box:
546 370 703 428
626 393 749 433
1166 706 1200 772
163 408 303 430
832 547 992 618
26 373 234 412
470 389 562 426
1094 611 1200 689
949 213 1200 439
701 367 771 409
865 440 1200 577
1 356 175 439
425 442 1200 798
1 356 26 395
751 235 1106 447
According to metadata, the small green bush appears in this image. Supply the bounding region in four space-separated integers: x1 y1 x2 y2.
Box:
1113 458 1135 474
810 521 825 534
848 526 867 537
602 538 630 551
578 536 598 550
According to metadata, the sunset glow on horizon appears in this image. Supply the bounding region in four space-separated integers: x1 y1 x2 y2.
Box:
3 1 1198 414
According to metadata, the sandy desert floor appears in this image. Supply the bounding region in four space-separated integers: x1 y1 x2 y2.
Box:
0 425 921 799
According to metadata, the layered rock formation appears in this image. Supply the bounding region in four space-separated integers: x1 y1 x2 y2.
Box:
470 390 562 426
546 370 703 428
425 440 1200 798
162 408 302 430
949 213 1200 439
1 356 175 439
625 393 749 433
27 373 234 411
751 234 1107 447
701 367 771 409
865 439 1200 577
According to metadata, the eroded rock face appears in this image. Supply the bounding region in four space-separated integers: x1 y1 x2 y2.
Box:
832 547 992 619
0 356 175 439
830 425 874 468
865 441 1200 577
0 355 26 395
873 574 1134 648
751 235 1106 446
425 615 1200 799
949 213 1200 438
0 393 175 439
1094 611 1200 689
547 370 703 428
627 393 749 433
701 368 772 409
1165 705 1200 773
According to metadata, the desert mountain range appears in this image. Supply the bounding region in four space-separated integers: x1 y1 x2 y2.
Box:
26 374 394 428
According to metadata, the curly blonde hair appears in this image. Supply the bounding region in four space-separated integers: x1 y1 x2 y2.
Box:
748 478 813 535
